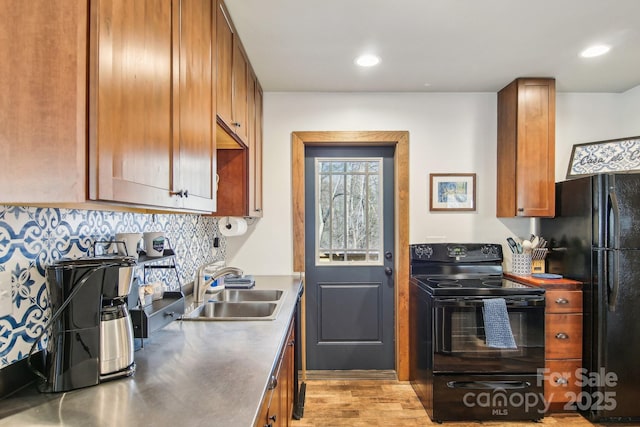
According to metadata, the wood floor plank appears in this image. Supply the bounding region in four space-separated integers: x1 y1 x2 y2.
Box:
291 379 603 427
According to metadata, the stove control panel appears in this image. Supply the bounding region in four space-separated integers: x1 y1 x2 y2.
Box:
410 243 503 263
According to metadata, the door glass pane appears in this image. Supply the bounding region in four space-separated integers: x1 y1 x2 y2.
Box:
315 157 383 265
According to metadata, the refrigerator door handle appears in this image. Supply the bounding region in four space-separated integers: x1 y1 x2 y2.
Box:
608 188 620 249
607 249 619 312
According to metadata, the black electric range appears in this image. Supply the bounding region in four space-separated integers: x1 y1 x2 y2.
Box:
409 243 546 423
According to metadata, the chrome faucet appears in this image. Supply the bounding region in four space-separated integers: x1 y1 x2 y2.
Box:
193 264 243 305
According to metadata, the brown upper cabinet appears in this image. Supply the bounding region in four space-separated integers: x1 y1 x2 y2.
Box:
1 0 217 213
0 0 87 204
214 0 264 217
90 0 217 212
497 78 556 217
216 0 249 146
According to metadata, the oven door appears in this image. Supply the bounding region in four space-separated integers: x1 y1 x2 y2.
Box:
433 296 545 374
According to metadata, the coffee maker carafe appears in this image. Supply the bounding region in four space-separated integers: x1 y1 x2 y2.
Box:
41 256 137 392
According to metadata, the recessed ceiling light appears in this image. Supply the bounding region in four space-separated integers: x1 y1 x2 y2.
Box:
355 54 381 67
580 44 610 58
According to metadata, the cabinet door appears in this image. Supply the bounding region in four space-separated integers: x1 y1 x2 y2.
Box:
216 0 233 129
89 0 179 209
173 0 216 212
497 78 555 217
248 71 264 217
0 0 87 204
515 79 555 217
232 40 249 143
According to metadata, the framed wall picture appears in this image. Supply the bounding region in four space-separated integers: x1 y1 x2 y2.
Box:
566 136 640 178
429 173 476 211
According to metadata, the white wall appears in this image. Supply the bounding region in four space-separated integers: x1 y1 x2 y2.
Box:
227 87 640 275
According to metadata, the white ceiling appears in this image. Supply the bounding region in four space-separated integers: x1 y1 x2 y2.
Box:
225 0 640 93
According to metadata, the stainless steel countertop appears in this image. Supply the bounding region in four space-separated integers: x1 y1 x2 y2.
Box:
0 275 303 427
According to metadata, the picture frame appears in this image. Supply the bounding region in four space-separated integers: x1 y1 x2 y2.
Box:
429 173 476 211
566 136 640 179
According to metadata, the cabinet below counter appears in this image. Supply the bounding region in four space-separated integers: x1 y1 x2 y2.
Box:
0 276 303 427
505 273 583 412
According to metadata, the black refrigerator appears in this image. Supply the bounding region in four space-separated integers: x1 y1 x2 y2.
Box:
541 173 640 423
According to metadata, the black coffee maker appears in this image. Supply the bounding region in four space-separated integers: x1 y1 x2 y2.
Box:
41 255 137 392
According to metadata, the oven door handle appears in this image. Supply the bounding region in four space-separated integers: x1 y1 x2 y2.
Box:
447 380 531 390
436 297 545 307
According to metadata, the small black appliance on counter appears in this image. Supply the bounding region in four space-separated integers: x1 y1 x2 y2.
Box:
34 255 137 392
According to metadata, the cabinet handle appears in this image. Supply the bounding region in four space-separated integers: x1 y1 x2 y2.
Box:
555 332 569 340
232 122 241 128
517 208 524 212
165 311 175 318
170 189 189 198
555 298 569 305
269 415 277 422
268 375 278 390
555 377 569 385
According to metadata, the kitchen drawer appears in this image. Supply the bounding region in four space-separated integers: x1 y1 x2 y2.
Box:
544 359 582 405
546 290 582 314
545 313 582 359
130 292 185 338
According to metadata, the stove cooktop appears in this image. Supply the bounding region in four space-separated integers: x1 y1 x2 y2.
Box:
412 274 545 296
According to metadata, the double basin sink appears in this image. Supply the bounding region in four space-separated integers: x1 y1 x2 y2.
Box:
181 289 286 321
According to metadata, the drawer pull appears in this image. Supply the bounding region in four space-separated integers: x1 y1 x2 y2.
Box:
555 298 569 304
555 377 569 385
555 332 569 340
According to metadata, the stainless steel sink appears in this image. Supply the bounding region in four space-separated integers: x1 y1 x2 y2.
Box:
181 289 286 321
206 289 284 302
183 302 278 321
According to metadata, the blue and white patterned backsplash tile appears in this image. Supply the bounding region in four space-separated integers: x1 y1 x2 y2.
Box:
0 205 225 369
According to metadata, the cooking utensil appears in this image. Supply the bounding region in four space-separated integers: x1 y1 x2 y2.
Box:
531 236 540 248
522 240 532 254
506 237 518 254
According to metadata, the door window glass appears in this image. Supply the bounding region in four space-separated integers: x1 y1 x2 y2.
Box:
315 158 383 265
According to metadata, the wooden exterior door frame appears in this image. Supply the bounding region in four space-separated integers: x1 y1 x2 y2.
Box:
292 131 410 380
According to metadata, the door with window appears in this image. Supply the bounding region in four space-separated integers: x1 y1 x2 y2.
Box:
304 146 395 370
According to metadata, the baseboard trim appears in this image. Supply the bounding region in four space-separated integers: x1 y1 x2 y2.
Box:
304 369 397 381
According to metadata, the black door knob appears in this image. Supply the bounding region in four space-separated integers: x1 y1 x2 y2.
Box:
385 251 393 260
384 267 393 276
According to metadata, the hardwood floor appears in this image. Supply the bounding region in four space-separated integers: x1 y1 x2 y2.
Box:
291 379 603 427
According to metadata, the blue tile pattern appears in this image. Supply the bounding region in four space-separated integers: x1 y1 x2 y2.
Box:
0 205 225 369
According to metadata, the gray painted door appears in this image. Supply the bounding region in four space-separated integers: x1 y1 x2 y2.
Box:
304 146 395 370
